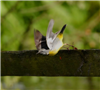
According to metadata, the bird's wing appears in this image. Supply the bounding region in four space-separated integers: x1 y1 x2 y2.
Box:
46 19 55 49
46 19 54 39
53 24 67 40
52 30 61 41
51 24 67 43
34 29 43 50
34 29 49 50
46 19 66 50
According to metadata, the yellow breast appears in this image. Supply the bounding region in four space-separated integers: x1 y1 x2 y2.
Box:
57 34 63 41
49 34 64 56
49 50 59 56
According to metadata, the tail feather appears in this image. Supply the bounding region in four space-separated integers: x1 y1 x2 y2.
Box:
60 24 67 34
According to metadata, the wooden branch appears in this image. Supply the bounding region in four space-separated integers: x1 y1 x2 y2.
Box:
1 50 100 76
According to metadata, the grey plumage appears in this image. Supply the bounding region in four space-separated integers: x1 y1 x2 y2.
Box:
46 19 61 50
34 19 67 55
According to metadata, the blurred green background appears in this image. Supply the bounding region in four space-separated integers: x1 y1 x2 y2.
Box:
1 1 100 90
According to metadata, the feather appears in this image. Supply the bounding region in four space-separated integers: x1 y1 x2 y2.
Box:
46 19 60 49
34 30 49 50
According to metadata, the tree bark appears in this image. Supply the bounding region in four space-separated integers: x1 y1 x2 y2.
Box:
1 50 100 76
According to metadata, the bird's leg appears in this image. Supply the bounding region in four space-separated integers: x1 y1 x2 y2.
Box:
36 50 42 54
36 51 40 54
36 49 42 54
63 43 77 50
63 43 70 50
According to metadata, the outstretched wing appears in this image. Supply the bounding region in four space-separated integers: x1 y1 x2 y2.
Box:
34 29 49 50
34 30 42 50
46 19 54 49
46 19 54 39
46 19 62 49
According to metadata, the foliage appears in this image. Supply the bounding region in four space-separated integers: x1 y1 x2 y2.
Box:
1 76 100 90
1 1 100 51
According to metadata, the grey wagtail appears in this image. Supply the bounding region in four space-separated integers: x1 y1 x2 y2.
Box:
34 19 67 55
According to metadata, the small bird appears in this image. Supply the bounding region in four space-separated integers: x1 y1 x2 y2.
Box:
34 19 67 55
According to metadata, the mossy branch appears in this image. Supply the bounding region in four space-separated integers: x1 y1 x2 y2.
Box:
1 50 100 76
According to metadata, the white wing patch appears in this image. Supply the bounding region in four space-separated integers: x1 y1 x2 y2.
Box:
47 38 53 50
46 19 54 49
46 19 61 50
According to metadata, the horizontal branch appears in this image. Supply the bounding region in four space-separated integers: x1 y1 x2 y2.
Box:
1 50 100 76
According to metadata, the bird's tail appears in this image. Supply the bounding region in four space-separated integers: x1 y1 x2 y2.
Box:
59 24 67 34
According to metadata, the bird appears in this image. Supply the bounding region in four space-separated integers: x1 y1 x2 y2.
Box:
34 19 67 55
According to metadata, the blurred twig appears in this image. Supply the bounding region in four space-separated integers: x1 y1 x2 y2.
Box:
79 10 100 31
1 12 48 51
18 18 33 50
1 1 20 22
18 12 48 50
73 10 100 47
19 1 63 14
